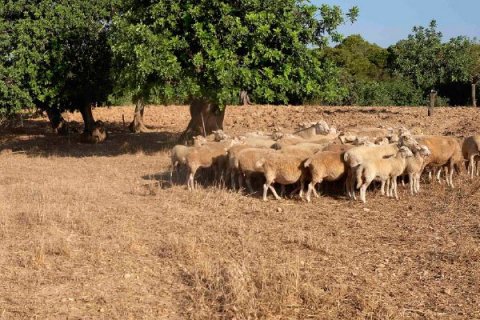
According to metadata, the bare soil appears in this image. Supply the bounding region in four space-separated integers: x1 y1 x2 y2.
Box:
1 105 479 319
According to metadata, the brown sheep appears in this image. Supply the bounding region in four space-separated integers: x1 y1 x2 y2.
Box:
462 135 480 179
415 135 463 188
304 151 347 202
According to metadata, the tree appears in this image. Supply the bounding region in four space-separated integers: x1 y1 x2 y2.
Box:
388 20 444 94
110 0 358 136
0 0 113 142
324 34 389 81
323 34 423 106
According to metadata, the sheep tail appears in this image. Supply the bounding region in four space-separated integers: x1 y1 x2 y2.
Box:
304 158 312 168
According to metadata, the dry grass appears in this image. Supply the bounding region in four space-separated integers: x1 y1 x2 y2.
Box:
1 105 480 319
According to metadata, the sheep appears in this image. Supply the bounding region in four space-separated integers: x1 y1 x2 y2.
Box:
185 139 240 191
241 136 277 148
294 120 331 138
414 135 463 188
234 148 276 193
170 145 192 184
254 152 309 201
340 127 390 141
304 151 347 202
357 146 414 203
276 142 326 155
343 134 421 199
227 144 267 190
322 144 355 153
404 145 431 195
462 135 480 179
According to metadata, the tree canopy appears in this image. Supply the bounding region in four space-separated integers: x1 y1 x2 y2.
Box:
110 0 358 108
0 0 113 135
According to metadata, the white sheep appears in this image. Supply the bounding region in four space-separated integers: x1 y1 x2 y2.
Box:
357 146 414 203
343 135 420 199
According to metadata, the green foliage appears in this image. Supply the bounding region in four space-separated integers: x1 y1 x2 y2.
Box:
0 0 113 119
389 20 479 96
324 34 389 81
388 20 444 93
110 0 358 108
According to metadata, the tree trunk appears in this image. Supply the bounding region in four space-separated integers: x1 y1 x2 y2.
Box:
428 90 437 116
179 98 225 142
129 99 150 133
472 82 477 108
46 108 69 135
79 104 107 143
240 90 251 106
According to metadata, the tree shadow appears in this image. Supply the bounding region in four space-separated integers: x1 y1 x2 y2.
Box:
0 119 181 158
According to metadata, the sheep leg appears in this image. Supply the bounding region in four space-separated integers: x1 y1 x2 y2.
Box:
245 175 255 194
170 161 177 185
280 185 286 197
470 155 475 179
230 170 236 190
262 183 269 201
299 177 305 200
415 173 421 193
360 183 369 203
448 165 455 188
392 176 399 200
237 173 244 192
409 173 415 195
270 185 282 200
187 170 196 191
436 167 442 183
380 179 386 196
306 182 316 203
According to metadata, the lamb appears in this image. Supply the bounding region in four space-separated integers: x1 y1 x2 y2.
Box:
462 135 480 179
304 151 347 202
414 135 463 188
185 139 240 191
404 145 431 195
357 146 414 203
254 152 309 201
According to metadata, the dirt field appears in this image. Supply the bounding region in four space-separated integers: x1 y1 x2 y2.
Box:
1 105 479 319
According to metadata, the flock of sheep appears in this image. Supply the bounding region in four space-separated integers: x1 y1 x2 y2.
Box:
170 120 480 203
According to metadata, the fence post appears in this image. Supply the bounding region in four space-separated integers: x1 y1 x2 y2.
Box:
428 89 437 116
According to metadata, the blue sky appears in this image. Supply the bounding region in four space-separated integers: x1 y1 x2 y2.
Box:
312 0 480 47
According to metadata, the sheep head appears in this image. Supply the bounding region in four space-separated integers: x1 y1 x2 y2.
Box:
314 120 330 135
398 146 414 158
